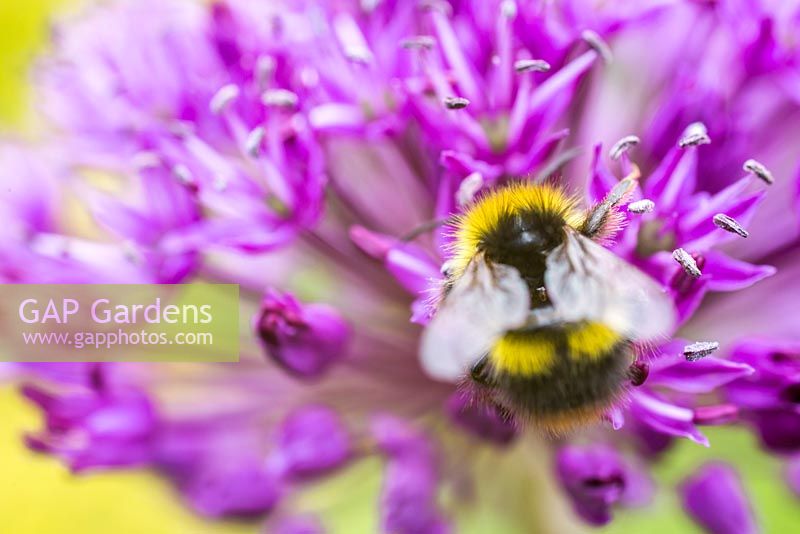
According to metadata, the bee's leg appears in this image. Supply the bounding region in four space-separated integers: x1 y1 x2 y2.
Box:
627 361 649 387
469 354 494 387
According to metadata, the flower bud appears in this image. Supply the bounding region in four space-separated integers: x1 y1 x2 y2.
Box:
556 444 652 526
256 289 350 378
680 462 758 534
269 406 351 478
182 456 281 518
22 380 156 472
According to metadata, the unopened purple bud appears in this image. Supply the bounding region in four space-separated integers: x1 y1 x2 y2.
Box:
371 414 433 459
445 391 517 445
556 445 632 526
256 289 350 378
381 455 449 534
182 457 281 518
269 406 351 479
373 415 448 534
22 380 156 472
787 457 800 498
680 463 759 534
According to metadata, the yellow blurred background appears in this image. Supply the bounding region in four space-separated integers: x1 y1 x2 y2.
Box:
1 2 799 534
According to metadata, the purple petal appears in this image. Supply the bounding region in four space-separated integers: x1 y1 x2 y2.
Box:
629 390 709 446
702 251 776 292
680 462 759 534
649 353 755 395
386 244 442 295
587 143 621 204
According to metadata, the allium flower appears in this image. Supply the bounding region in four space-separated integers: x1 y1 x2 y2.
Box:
5 0 800 532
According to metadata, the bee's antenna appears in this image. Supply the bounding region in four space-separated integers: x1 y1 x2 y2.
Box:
400 216 458 242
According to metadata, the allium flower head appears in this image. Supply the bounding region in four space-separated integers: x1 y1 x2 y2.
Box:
5 0 800 532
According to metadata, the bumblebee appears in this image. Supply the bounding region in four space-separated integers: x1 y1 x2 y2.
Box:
420 174 675 434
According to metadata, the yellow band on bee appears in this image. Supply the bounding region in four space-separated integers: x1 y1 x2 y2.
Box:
565 322 621 360
489 330 557 376
490 323 621 378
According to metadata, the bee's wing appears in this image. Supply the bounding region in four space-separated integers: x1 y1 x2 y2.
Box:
545 229 675 340
420 254 530 382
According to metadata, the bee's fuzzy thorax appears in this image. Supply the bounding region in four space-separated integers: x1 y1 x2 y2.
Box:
448 181 584 279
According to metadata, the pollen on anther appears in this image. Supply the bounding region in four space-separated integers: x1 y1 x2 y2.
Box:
672 248 701 278
246 127 266 158
400 35 436 50
444 96 470 109
678 122 711 148
171 164 193 184
582 30 613 64
628 199 655 214
262 89 299 109
743 159 774 185
610 135 640 160
713 213 749 238
683 341 720 361
210 84 240 114
514 59 551 73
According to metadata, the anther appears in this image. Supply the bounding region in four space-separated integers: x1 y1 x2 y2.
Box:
400 35 436 50
444 96 470 109
210 84 240 114
672 248 702 278
628 199 655 214
171 164 193 185
609 135 640 160
345 49 372 65
360 0 380 13
245 126 266 158
419 0 452 16
514 59 551 73
255 55 276 88
683 341 720 361
501 0 517 18
456 172 483 207
713 213 749 238
581 30 613 64
213 176 228 192
262 89 299 109
743 158 774 185
678 122 711 148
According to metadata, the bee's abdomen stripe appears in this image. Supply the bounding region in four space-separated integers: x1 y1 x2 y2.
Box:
491 332 632 416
